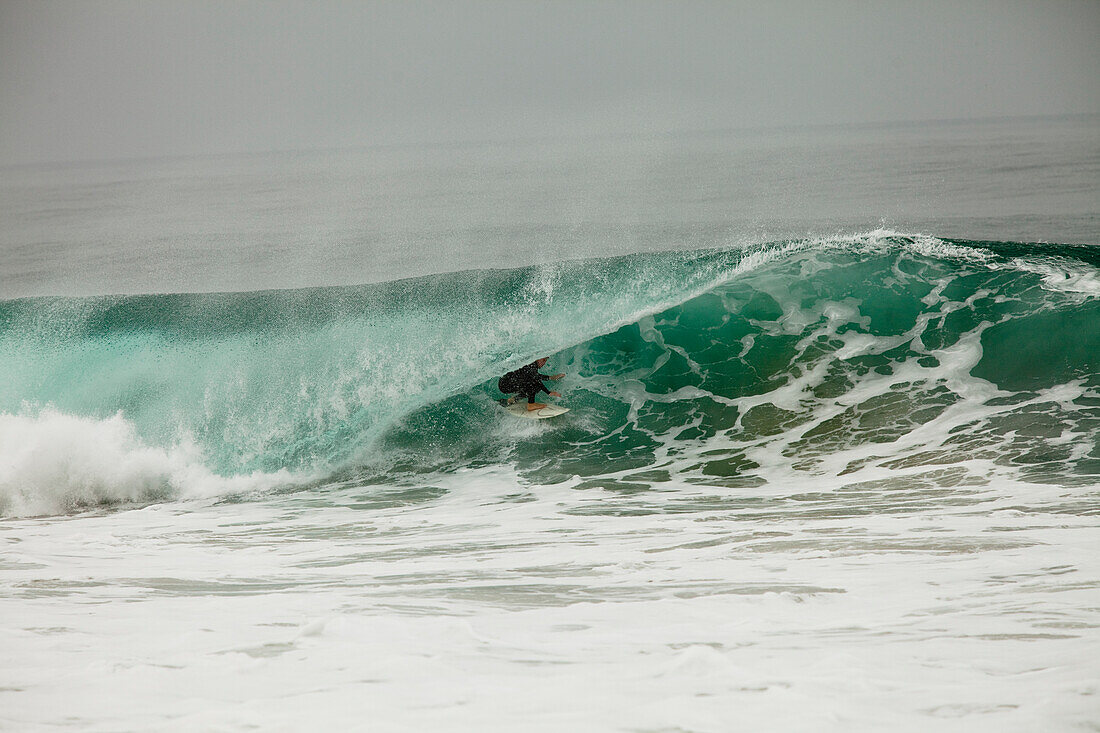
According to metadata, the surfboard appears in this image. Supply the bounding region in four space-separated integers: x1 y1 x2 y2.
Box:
503 402 570 419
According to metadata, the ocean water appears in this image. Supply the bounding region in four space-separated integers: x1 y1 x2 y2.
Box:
1 117 1098 731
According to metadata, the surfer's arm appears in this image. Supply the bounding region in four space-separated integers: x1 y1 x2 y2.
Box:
529 377 559 398
535 378 561 398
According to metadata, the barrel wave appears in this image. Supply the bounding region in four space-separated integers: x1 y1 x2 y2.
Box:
2 231 1097 516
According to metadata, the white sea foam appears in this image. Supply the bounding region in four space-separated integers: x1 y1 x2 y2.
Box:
2 463 1096 732
0 409 295 517
1007 256 1100 297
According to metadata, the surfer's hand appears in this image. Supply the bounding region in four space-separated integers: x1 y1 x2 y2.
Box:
549 391 561 397
550 373 565 380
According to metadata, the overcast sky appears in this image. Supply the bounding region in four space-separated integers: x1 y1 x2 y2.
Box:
1 0 1097 165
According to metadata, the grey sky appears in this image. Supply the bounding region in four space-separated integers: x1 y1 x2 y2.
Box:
1 0 1098 165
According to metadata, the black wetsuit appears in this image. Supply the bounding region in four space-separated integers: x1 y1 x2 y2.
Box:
498 362 553 403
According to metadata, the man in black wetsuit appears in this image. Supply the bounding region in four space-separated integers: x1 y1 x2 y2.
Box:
498 357 565 411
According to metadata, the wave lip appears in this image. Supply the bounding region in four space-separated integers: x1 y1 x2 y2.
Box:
0 409 293 518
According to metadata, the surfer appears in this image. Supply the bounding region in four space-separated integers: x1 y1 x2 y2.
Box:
498 358 564 411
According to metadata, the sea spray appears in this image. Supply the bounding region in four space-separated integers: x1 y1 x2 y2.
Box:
0 409 295 516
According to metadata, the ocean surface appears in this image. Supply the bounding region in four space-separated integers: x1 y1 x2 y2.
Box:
1 116 1098 731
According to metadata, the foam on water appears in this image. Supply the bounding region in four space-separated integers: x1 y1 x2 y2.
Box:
0 409 295 517
3 456 1096 732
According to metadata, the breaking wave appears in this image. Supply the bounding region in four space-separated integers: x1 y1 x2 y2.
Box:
2 231 1097 516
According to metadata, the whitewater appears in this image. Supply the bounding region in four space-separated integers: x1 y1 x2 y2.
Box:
2 117 1098 731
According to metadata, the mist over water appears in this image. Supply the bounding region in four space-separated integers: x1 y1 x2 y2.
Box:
2 119 1099 732
3 116 1097 299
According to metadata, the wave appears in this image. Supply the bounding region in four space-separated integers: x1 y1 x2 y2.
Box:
2 231 1097 516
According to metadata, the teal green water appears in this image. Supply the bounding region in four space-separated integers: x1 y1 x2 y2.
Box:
1 233 1097 496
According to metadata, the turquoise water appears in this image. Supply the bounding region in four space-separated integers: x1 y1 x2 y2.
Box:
2 232 1096 514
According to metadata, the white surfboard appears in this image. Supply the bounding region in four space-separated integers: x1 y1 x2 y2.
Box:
504 403 570 420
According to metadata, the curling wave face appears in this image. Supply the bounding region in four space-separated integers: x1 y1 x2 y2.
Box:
1 231 1097 516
